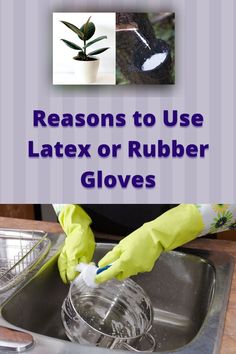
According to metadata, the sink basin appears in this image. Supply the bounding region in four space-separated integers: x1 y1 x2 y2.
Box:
0 242 234 354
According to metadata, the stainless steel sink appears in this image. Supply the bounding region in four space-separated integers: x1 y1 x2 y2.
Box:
0 240 234 354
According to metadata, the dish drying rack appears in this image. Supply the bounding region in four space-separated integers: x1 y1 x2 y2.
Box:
0 229 51 293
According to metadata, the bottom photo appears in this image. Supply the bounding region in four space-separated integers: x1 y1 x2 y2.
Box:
0 204 235 353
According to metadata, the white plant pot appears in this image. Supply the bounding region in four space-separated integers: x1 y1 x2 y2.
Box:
73 58 99 84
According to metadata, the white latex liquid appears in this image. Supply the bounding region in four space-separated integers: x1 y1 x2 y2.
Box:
122 28 151 50
142 52 167 71
134 30 151 50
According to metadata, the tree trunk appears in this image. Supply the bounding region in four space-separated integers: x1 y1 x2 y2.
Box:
116 13 172 84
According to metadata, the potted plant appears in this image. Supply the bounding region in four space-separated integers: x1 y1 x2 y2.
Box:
61 17 109 84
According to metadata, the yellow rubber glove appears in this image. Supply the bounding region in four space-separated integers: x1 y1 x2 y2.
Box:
56 204 95 283
96 204 204 283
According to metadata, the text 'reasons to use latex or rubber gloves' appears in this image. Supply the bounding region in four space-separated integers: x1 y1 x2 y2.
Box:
96 204 204 283
53 204 95 284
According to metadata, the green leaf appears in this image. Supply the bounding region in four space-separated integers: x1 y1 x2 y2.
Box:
83 16 91 39
88 47 110 56
80 20 95 40
84 36 107 49
61 39 82 50
61 21 84 39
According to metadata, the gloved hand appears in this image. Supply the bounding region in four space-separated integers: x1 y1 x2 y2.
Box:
56 204 95 283
96 204 203 283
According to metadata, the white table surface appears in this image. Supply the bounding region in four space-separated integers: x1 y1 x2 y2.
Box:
53 72 116 85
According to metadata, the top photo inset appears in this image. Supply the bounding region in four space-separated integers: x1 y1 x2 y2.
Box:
116 12 175 85
53 12 175 86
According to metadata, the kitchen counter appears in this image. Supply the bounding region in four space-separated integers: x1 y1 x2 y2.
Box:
0 217 235 354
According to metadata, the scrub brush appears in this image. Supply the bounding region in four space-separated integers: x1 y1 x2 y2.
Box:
74 263 111 288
